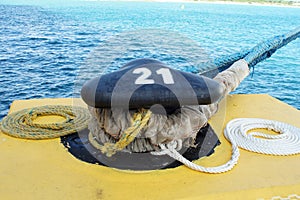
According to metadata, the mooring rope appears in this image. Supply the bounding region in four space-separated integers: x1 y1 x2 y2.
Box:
201 27 300 77
0 105 91 139
151 139 240 173
1 28 299 173
88 108 152 157
150 28 300 172
152 118 300 173
86 27 300 167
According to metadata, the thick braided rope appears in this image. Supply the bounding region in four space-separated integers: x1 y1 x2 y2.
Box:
88 108 152 157
152 118 300 173
0 105 91 139
200 27 300 77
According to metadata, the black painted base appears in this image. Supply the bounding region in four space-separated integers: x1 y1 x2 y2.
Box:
61 124 220 170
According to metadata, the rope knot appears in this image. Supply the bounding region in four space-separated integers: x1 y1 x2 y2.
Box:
166 140 183 151
151 140 183 156
100 143 118 157
89 108 152 157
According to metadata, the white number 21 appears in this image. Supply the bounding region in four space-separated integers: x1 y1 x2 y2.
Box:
133 67 175 85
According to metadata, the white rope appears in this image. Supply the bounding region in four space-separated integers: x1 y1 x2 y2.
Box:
151 140 240 173
151 118 300 173
271 194 300 200
225 118 300 156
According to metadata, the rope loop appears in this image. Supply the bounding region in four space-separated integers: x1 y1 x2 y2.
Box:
0 105 91 139
224 118 300 156
151 118 300 173
23 110 72 130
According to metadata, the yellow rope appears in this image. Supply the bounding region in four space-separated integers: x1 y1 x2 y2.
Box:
0 105 91 139
88 108 152 157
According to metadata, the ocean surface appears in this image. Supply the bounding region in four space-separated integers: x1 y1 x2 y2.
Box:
0 1 300 119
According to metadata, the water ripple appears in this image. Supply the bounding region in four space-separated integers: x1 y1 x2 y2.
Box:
0 3 300 120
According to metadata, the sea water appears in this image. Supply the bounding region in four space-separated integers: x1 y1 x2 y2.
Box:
0 1 300 119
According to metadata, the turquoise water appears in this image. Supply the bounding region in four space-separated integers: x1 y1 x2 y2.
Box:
0 2 300 119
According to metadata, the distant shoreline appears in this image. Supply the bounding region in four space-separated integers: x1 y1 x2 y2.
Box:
120 0 300 8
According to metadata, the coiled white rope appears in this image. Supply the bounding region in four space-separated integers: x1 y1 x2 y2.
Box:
225 118 300 156
152 118 300 173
